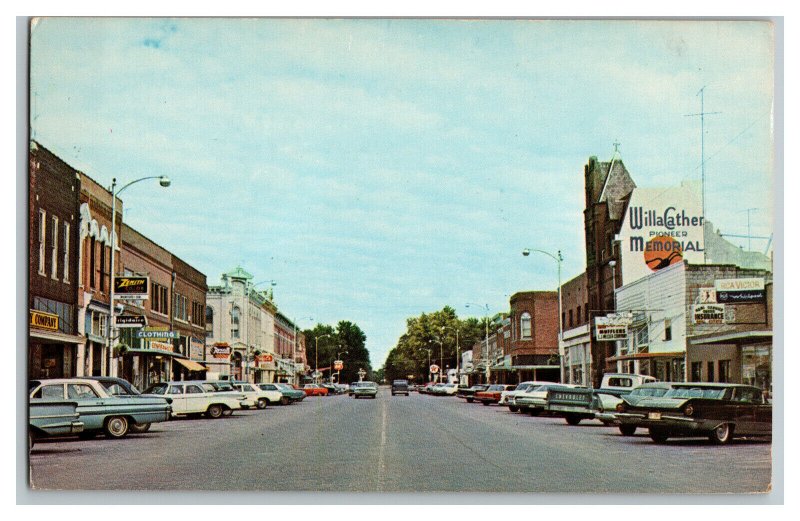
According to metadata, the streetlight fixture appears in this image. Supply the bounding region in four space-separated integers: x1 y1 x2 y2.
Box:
108 175 170 377
315 334 331 384
522 248 564 382
426 349 432 383
465 302 491 385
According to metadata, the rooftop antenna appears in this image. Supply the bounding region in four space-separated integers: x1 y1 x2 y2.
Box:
684 86 721 226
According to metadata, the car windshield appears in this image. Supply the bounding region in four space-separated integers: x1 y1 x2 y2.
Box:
359 382 377 388
445 384 456 388
664 387 730 400
144 383 168 395
487 385 504 391
630 387 669 397
515 384 533 392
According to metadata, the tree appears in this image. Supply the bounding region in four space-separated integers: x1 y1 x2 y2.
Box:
302 320 372 384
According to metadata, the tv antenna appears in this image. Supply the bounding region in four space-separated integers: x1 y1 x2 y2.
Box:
684 86 721 223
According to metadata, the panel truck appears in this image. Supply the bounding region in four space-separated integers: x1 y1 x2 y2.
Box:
545 373 657 425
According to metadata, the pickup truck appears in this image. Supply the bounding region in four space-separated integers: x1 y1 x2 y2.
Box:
545 373 658 425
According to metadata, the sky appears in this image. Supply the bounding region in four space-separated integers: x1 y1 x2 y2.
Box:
28 18 776 367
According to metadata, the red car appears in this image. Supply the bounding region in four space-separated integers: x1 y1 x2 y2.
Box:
303 384 329 397
475 384 515 405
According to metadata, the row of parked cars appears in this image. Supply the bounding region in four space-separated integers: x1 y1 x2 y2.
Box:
448 373 773 445
27 376 337 449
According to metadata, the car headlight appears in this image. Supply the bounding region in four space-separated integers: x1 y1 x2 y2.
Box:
615 403 626 413
683 404 694 416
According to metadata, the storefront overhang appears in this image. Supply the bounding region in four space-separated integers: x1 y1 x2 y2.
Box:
606 351 685 363
29 328 86 345
688 331 772 346
510 365 560 370
174 358 207 371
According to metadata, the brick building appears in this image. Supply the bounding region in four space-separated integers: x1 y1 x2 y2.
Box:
116 224 208 390
77 172 121 377
28 141 83 378
560 272 591 385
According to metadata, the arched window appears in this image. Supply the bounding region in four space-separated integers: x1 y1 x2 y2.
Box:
520 312 532 339
231 306 240 339
205 306 214 337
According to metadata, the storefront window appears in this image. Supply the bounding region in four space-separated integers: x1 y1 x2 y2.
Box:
742 344 771 394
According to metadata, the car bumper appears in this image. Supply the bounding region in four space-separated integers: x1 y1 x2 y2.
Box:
615 412 719 432
594 412 619 423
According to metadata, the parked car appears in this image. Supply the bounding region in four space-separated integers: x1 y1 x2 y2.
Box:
593 382 676 434
475 384 515 405
457 384 489 402
352 381 379 399
142 381 245 419
614 383 772 444
419 382 440 395
500 381 554 411
30 378 172 438
348 382 360 395
430 383 458 396
544 374 658 425
271 383 306 404
303 383 330 396
231 381 282 409
84 376 155 433
515 384 581 415
29 400 83 448
391 379 410 396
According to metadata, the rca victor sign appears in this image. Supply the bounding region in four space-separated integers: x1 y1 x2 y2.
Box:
714 278 766 303
114 276 149 298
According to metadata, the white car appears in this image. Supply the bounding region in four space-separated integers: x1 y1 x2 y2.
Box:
514 383 582 415
500 381 555 408
233 382 283 408
142 381 246 419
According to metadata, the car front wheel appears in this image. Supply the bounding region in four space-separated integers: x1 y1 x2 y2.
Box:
619 424 637 436
649 428 669 444
709 423 733 445
509 406 519 413
565 414 582 426
257 398 267 409
280 396 290 406
466 398 473 403
104 416 130 438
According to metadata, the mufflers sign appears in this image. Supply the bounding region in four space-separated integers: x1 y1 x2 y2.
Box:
114 276 149 298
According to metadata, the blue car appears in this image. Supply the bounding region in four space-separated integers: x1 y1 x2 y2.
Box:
29 400 84 449
30 378 172 439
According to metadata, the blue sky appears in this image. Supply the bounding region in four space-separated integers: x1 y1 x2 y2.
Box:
29 18 775 366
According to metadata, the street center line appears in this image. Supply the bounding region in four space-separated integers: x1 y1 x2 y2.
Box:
377 395 387 491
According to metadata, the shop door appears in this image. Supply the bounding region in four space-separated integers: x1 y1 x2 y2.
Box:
92 343 104 376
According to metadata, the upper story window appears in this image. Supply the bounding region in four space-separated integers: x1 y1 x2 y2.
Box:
205 306 214 337
231 306 240 338
151 282 169 315
174 293 187 321
89 237 97 289
520 312 532 339
50 215 59 279
664 318 672 341
62 223 70 283
38 209 46 276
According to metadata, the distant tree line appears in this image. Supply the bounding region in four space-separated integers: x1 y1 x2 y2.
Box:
302 320 373 384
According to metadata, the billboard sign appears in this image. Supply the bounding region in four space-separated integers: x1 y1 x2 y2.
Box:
113 276 149 298
693 304 726 324
714 278 766 303
617 183 705 285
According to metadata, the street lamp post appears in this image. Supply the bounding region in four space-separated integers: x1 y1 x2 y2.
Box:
315 334 331 384
441 325 460 384
108 175 170 377
522 248 563 383
426 349 431 383
466 303 490 385
438 327 445 383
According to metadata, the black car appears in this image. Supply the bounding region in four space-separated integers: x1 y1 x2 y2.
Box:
391 379 409 396
456 384 489 403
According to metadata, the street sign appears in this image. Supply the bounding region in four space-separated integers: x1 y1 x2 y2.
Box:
114 276 149 299
115 315 146 328
430 364 440 374
333 360 344 371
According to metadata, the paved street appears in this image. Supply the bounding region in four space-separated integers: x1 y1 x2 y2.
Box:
29 388 772 493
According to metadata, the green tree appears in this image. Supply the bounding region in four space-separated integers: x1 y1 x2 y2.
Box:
302 320 371 384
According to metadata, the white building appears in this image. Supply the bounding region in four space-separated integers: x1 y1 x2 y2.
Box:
204 266 277 382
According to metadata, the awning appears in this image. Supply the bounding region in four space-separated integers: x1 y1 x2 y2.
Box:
688 331 772 346
606 351 685 362
29 328 86 345
174 358 207 371
124 348 187 359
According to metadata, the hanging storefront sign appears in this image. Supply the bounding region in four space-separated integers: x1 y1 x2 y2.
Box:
211 343 231 359
113 276 149 299
594 313 633 341
30 310 59 331
617 184 705 285
115 315 146 328
136 328 179 339
693 304 726 324
714 278 766 303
